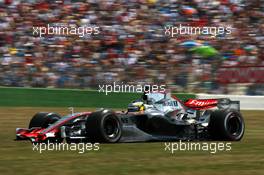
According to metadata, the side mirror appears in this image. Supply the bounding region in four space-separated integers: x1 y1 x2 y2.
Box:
142 93 148 101
142 86 150 101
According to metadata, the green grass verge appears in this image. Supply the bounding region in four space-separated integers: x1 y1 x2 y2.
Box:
0 87 195 108
0 108 263 175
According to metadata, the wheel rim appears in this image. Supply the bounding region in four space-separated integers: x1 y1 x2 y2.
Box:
103 117 120 139
227 113 243 137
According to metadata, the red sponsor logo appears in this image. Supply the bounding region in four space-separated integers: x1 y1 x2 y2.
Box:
185 99 218 108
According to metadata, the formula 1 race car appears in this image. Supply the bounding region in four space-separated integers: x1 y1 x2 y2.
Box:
15 91 245 143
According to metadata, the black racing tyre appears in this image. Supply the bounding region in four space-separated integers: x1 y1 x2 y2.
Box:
29 112 61 129
209 110 245 141
85 110 122 143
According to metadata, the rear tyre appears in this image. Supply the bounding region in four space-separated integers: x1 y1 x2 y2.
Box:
29 112 61 128
209 110 245 141
85 110 122 143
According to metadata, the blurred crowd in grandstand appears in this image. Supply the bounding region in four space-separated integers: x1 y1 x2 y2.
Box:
0 0 263 95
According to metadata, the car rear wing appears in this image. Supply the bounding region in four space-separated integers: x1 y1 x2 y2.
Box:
217 98 240 111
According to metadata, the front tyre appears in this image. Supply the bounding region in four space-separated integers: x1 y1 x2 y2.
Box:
29 112 63 143
209 110 245 141
85 110 122 143
29 112 61 128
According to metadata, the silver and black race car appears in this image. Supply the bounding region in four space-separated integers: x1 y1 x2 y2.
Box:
16 91 245 143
